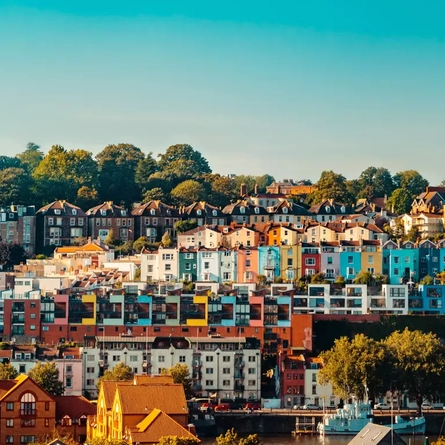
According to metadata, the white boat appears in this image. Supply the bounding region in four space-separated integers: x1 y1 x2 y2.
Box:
316 402 426 435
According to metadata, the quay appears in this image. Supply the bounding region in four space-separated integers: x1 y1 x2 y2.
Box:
212 410 445 436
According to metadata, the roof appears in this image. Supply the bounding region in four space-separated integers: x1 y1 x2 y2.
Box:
55 240 109 254
133 375 174 385
130 409 198 444
100 380 133 410
348 423 406 445
132 201 180 217
37 200 85 216
86 201 128 216
54 395 96 420
117 384 188 415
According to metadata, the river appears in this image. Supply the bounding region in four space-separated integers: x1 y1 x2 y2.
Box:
201 434 435 445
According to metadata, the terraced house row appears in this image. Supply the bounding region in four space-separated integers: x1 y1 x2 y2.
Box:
141 238 445 285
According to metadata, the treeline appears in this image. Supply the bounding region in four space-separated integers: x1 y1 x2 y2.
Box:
0 142 434 212
0 143 274 209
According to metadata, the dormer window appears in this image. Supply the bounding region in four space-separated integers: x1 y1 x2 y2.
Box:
341 206 346 213
326 206 331 213
150 209 156 216
54 209 61 215
101 210 107 216
240 206 246 214
72 209 77 215
212 210 218 217
283 207 288 214
197 210 202 216
122 210 126 216
254 207 260 214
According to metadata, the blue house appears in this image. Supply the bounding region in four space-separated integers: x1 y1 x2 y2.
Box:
409 284 445 314
383 240 418 285
339 241 361 282
258 246 281 282
418 239 440 281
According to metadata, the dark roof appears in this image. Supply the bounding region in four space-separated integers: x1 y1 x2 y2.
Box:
132 201 180 217
54 395 96 420
86 201 128 217
37 201 85 216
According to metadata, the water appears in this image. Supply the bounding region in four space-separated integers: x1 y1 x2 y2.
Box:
201 434 436 445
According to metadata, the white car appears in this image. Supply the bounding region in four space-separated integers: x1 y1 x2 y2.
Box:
373 403 390 410
421 403 433 410
303 404 322 410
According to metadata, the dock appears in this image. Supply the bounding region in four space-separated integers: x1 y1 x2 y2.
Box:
292 416 318 436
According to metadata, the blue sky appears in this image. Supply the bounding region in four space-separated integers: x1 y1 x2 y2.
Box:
1 1 444 183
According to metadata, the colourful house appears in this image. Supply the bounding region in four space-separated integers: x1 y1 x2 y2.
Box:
236 247 259 283
258 246 281 282
280 245 302 282
339 241 361 281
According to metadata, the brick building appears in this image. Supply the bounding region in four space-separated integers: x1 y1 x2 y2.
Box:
0 206 36 255
86 202 134 244
0 375 56 444
36 201 87 252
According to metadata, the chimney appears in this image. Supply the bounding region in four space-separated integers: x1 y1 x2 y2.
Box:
240 183 247 197
254 183 259 194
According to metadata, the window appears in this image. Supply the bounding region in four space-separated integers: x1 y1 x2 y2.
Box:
112 355 120 361
45 402 49 411
30 325 36 330
205 380 213 386
248 356 256 362
20 437 35 444
30 314 36 319
206 368 214 374
159 356 165 362
223 356 231 362
312 385 317 395
312 374 317 382
248 368 256 374
165 264 171 271
130 355 138 362
87 367 95 373
223 272 231 280
66 365 72 373
20 393 36 416
248 380 256 386
179 356 186 363
305 258 315 266
223 380 230 386
6 419 13 427
162 254 173 260
45 418 49 427
222 368 230 374
87 355 94 362
206 356 213 362
6 436 13 443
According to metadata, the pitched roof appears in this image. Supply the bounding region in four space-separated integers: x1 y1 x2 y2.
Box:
133 375 174 385
129 409 198 444
132 201 180 217
54 395 96 420
37 200 85 216
86 201 128 216
100 380 134 410
117 384 188 415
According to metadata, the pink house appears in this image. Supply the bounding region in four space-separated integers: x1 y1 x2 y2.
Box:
236 246 259 283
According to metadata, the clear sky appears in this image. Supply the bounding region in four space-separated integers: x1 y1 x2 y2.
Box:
1 1 444 183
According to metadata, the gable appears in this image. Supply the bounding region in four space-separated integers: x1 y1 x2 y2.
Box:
0 376 55 403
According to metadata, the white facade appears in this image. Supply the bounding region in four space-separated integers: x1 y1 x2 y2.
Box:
178 228 222 249
197 251 221 282
141 249 179 282
304 366 339 408
83 335 261 400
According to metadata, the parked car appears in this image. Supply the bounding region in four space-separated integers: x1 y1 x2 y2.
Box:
244 402 261 411
303 404 322 410
421 402 433 410
199 402 217 412
214 403 231 412
373 403 390 410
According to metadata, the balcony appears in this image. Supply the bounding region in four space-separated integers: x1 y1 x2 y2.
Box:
20 409 36 417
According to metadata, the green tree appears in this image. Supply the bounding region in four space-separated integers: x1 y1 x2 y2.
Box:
97 362 134 389
104 229 116 247
158 144 211 176
161 363 192 397
133 236 152 252
405 226 419 243
310 272 328 284
334 275 346 285
214 428 260 445
0 243 27 266
16 142 44 173
75 185 100 209
171 180 205 206
353 271 374 285
142 187 168 203
135 152 158 192
420 275 434 285
174 220 198 234
202 174 238 207
385 328 445 412
0 156 22 170
28 362 64 396
387 188 412 214
96 143 145 206
159 437 200 445
393 170 429 197
0 167 33 205
0 363 19 379
308 170 353 205
357 167 395 199
318 334 388 401
161 231 173 247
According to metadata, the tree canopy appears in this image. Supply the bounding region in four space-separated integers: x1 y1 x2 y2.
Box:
214 428 260 445
0 363 19 379
97 362 134 389
28 362 64 396
161 363 192 397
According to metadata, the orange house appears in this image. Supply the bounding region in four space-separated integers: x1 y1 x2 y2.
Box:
236 246 259 283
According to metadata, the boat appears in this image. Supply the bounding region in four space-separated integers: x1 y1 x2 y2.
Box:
316 402 426 435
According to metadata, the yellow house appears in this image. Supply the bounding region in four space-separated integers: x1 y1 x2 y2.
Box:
280 245 302 281
89 375 193 445
360 241 383 275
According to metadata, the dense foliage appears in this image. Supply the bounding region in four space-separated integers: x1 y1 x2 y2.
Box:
318 328 445 411
0 142 433 213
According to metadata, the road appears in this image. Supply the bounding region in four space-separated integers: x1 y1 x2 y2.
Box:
209 408 442 415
